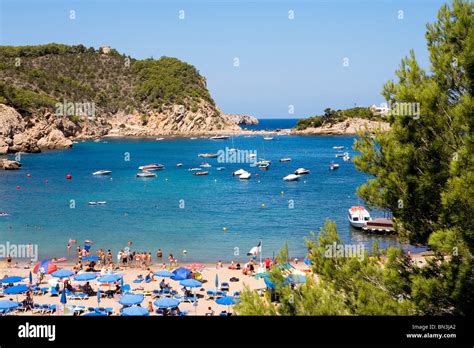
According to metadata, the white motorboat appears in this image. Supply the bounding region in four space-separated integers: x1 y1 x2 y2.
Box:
294 168 310 175
176 163 183 167
155 137 164 141
279 158 292 162
92 170 112 176
217 167 226 171
97 201 107 205
88 201 97 205
335 153 345 158
283 174 300 181
200 162 212 168
343 153 350 161
333 146 344 150
210 135 230 140
263 136 274 140
188 168 202 171
233 169 246 176
348 206 372 228
136 171 157 178
239 171 251 179
330 162 340 170
138 164 164 171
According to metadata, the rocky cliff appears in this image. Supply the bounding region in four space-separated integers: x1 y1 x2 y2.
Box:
0 44 241 156
291 117 390 135
223 114 259 126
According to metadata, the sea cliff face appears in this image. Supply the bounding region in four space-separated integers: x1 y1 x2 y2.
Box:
291 117 390 135
222 114 259 126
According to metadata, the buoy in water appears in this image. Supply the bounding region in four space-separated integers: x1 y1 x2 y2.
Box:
261 203 265 208
223 227 228 232
66 174 72 180
27 173 31 178
255 173 259 177
16 185 21 190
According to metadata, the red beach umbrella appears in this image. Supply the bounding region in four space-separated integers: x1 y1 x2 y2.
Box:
33 259 58 274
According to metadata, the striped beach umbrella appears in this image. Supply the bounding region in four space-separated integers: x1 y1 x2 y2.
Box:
33 259 58 274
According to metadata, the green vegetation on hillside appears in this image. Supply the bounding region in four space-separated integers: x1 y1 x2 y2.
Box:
0 43 216 115
237 0 473 316
295 106 375 130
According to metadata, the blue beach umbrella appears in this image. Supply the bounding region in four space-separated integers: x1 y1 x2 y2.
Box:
60 287 67 305
215 296 236 306
171 268 191 281
29 271 32 285
0 276 24 283
83 255 101 262
179 279 201 288
0 299 20 310
153 298 180 309
286 274 306 285
51 269 74 278
264 277 276 289
97 274 121 283
73 273 97 281
154 270 174 278
4 284 29 295
118 293 144 306
121 306 149 316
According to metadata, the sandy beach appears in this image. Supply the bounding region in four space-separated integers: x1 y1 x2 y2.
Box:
0 260 310 316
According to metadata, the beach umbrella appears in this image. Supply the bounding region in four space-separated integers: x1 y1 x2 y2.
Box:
4 284 29 295
97 274 121 283
154 270 174 278
29 271 32 285
179 279 201 288
153 298 180 309
285 274 306 285
121 306 149 316
118 293 144 306
73 273 97 281
304 258 311 266
82 255 100 262
0 299 20 310
264 277 276 289
51 269 74 278
216 296 236 306
60 287 67 305
33 259 57 274
171 267 191 281
0 276 24 284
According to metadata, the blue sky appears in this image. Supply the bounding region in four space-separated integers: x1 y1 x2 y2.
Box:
0 0 446 118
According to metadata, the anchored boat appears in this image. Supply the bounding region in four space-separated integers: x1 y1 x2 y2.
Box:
92 170 112 176
348 206 371 228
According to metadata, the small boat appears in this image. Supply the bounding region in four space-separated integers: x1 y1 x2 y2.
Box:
188 168 202 171
0 212 10 217
97 201 107 205
194 171 209 176
335 153 345 158
330 162 340 170
263 136 274 140
279 158 292 162
138 164 164 171
156 137 165 141
88 201 97 205
200 162 212 168
239 171 251 179
333 146 344 150
348 206 372 228
176 163 183 167
256 159 271 165
136 171 157 178
343 153 350 161
283 174 300 181
198 153 219 158
216 167 226 171
233 169 247 176
190 137 198 140
210 135 230 140
258 162 270 170
294 168 310 175
92 170 112 176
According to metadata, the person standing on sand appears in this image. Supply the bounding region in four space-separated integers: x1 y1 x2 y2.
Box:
147 301 154 313
168 254 174 266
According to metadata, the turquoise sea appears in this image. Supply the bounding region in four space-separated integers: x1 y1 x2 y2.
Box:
0 120 425 262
